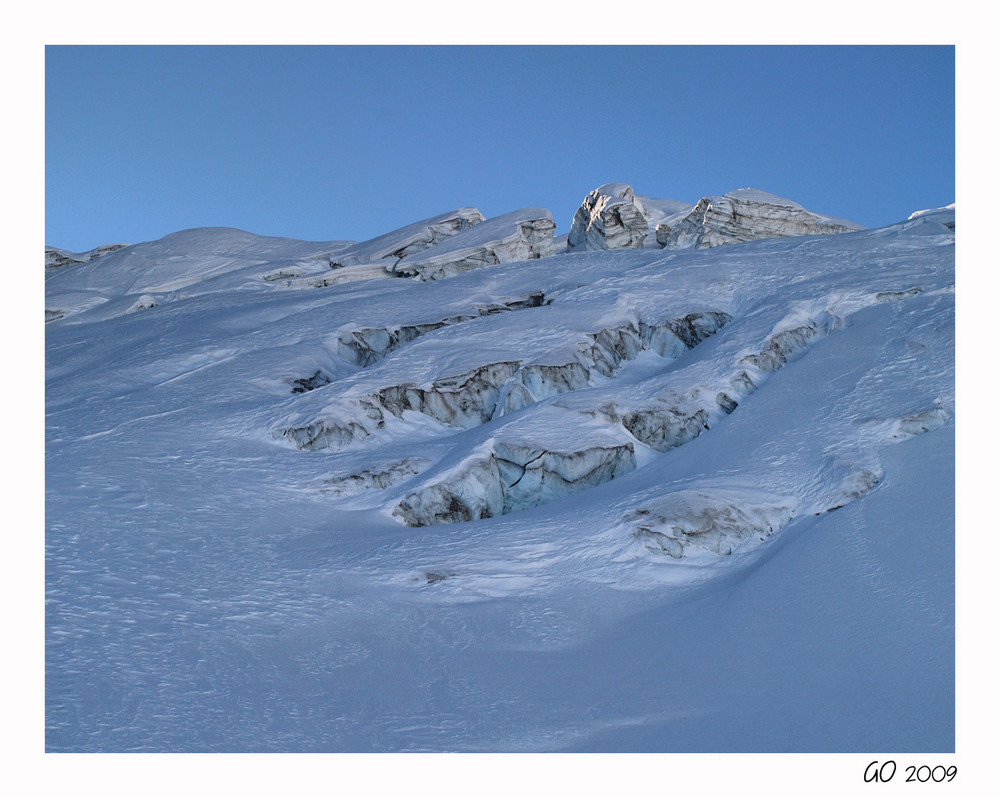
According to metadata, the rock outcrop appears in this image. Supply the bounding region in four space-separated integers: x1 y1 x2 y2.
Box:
656 188 863 249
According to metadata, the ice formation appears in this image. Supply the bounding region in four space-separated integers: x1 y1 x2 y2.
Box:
656 188 864 249
44 188 955 754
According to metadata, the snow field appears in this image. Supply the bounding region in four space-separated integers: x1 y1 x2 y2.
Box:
45 200 954 751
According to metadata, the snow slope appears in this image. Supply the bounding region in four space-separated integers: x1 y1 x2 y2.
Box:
45 196 954 752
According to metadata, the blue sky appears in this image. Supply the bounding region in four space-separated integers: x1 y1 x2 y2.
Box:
45 45 955 251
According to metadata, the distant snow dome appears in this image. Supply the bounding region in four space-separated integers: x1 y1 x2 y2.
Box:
909 203 955 219
907 204 955 232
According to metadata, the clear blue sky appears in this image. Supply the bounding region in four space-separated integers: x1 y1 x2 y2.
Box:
45 45 955 252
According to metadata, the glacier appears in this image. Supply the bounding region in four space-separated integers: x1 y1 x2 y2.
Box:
45 185 955 753
656 187 864 249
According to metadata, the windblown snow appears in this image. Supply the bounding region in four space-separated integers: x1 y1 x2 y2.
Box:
45 185 955 753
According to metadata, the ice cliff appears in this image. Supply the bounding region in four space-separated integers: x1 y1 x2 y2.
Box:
563 183 861 252
328 207 484 268
388 208 556 280
655 188 864 248
567 183 656 251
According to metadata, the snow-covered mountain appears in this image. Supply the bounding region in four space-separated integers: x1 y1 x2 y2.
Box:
45 186 955 753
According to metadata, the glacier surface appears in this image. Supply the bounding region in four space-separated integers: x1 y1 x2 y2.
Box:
45 192 954 753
